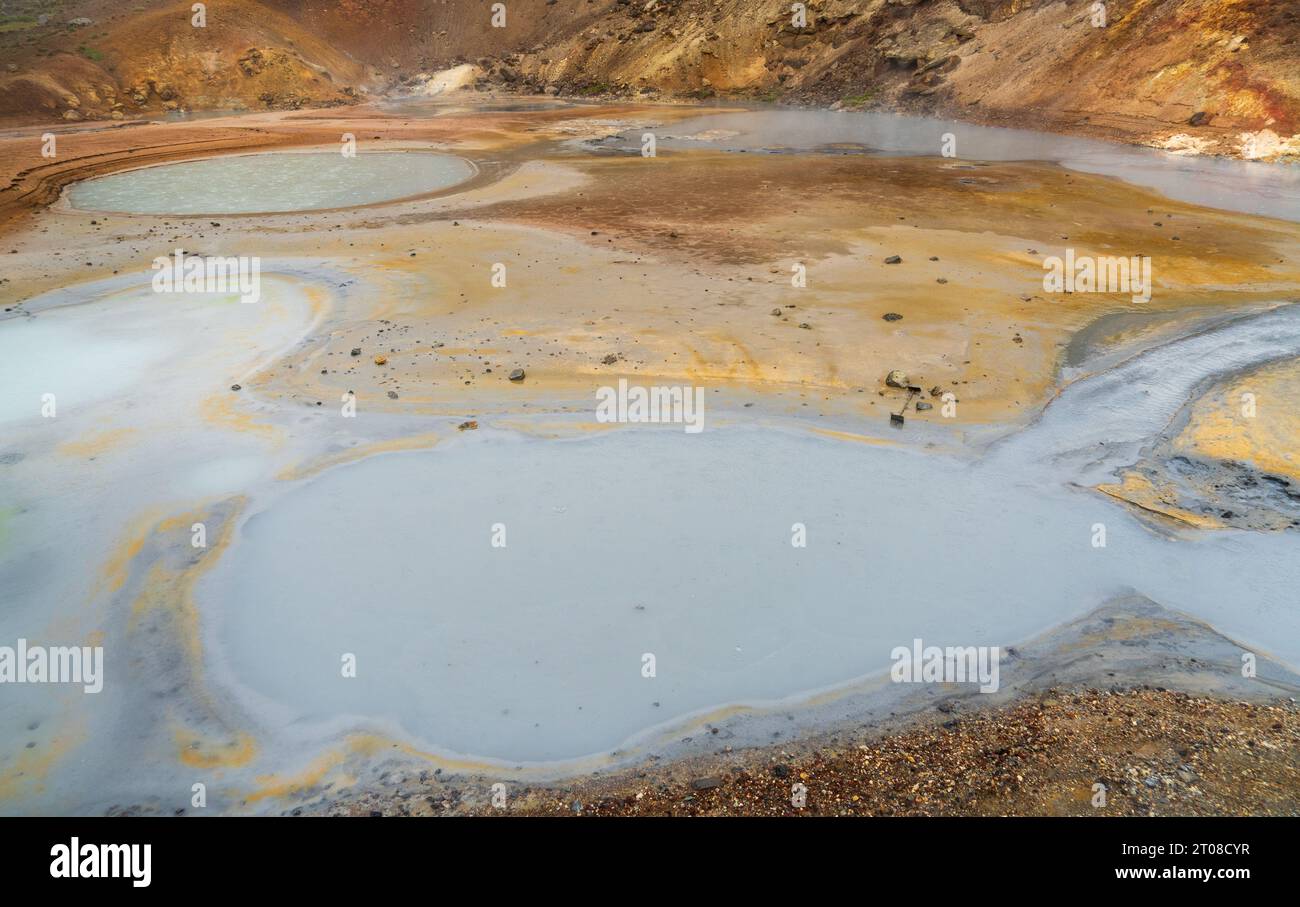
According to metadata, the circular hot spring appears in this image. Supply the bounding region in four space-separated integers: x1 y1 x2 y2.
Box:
67 151 476 215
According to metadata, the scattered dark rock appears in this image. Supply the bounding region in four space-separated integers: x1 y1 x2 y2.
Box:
884 255 902 264
508 368 526 381
882 312 903 322
690 776 722 791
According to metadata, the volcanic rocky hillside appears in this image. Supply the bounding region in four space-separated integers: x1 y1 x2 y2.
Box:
1 0 1297 158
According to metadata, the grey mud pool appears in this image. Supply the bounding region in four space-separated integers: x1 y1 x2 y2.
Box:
66 151 476 215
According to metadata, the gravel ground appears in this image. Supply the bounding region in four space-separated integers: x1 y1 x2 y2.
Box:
327 687 1300 817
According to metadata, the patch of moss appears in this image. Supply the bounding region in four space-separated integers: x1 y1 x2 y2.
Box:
0 18 38 34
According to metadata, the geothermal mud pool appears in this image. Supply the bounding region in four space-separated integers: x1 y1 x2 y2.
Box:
619 109 1300 221
67 151 476 215
1 102 1298 814
205 392 1300 765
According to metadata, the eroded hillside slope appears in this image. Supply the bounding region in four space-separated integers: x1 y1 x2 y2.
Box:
1 0 1296 158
